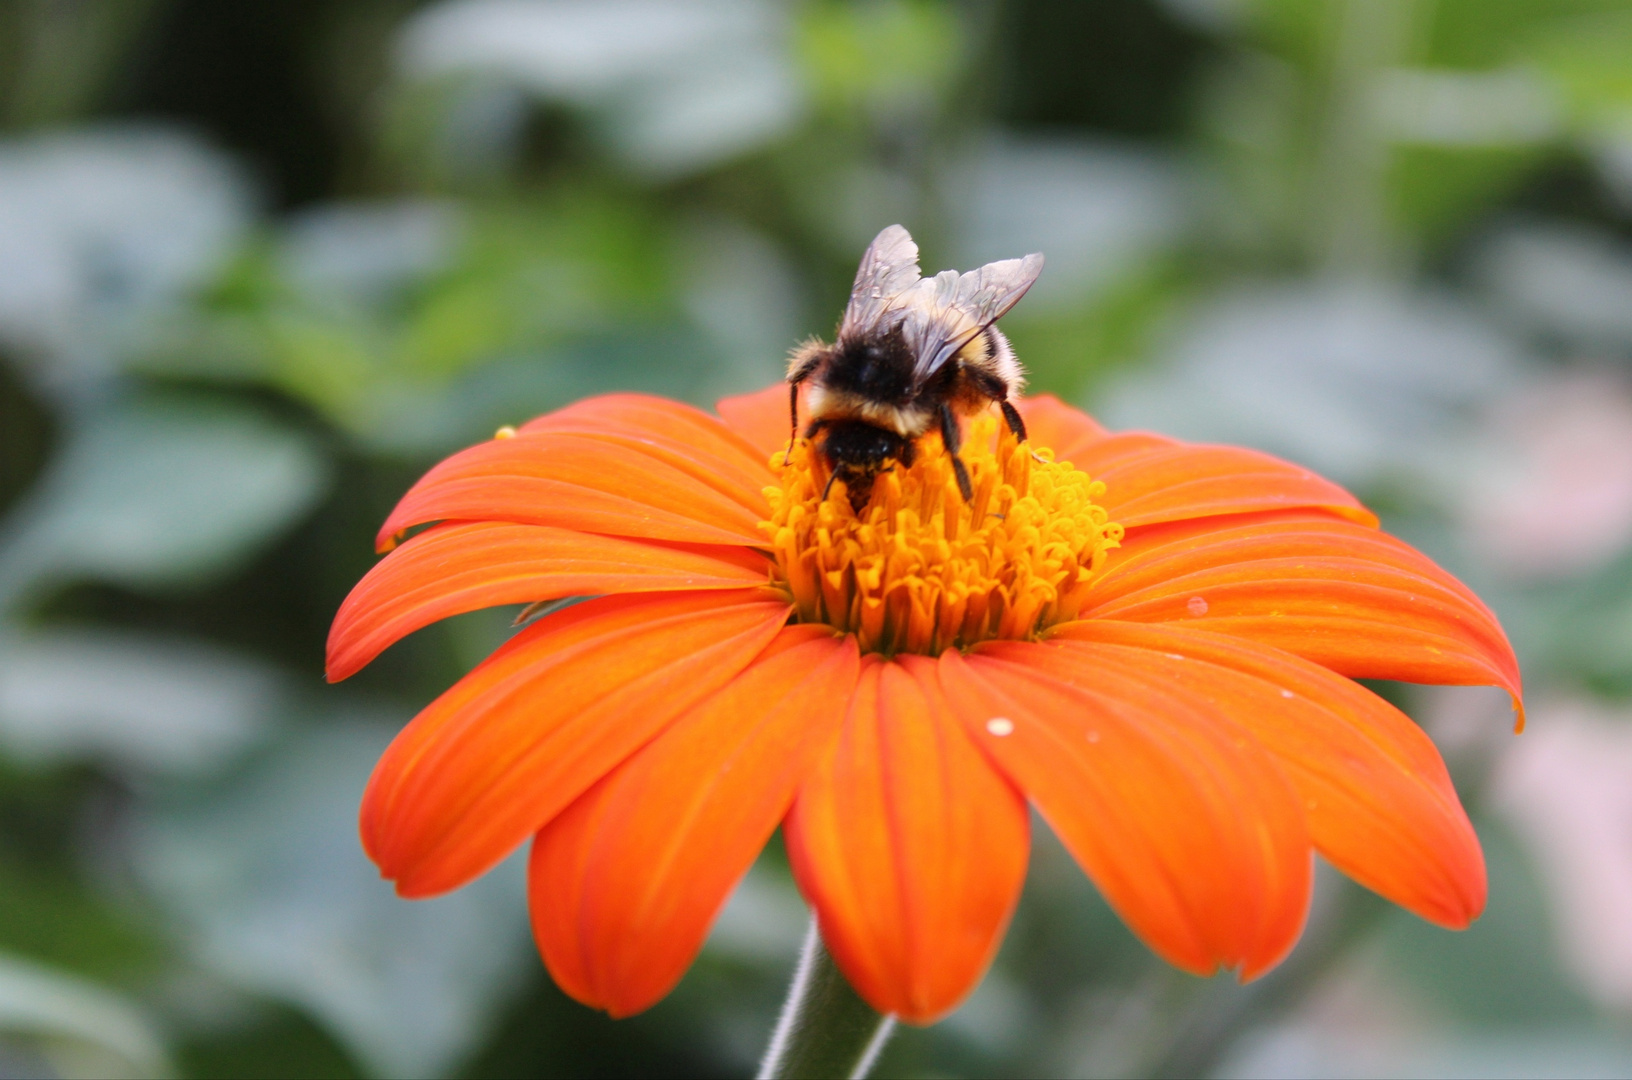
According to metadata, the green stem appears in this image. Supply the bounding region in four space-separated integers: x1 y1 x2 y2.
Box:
758 920 895 1080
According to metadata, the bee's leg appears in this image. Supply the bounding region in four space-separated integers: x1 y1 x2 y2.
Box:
785 381 800 456
998 399 1028 442
998 398 1047 463
938 402 974 501
785 343 825 454
967 368 1045 463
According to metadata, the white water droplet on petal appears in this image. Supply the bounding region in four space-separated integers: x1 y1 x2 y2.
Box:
1187 596 1209 616
1167 653 1185 661
1281 689 1295 699
986 717 1014 737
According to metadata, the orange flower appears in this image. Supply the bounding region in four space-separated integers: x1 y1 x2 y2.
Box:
327 384 1521 1024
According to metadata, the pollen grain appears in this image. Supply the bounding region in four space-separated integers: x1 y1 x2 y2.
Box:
761 416 1122 656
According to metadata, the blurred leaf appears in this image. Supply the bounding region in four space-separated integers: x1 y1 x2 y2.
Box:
1421 0 1632 71
1522 7 1632 125
1216 1018 1632 1078
0 126 250 396
1099 281 1523 488
397 0 802 179
674 215 802 389
134 719 532 1079
0 629 279 775
705 861 806 967
0 952 170 1079
0 0 167 129
147 191 695 454
1373 68 1562 147
0 353 55 518
1544 550 1632 695
399 193 669 377
949 136 1188 311
0 395 329 609
797 0 960 119
0 856 162 982
175 1003 364 1080
1236 0 1333 75
1363 62 1563 248
277 199 466 313
1386 144 1549 250
1005 255 1190 404
1490 701 1632 1016
1380 816 1592 1025
1476 222 1632 355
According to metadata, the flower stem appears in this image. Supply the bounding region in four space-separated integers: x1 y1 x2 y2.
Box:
757 919 895 1080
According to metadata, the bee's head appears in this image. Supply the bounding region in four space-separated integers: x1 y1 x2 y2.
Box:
817 419 913 511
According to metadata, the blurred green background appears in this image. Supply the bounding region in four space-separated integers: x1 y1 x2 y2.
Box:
3 0 1632 1076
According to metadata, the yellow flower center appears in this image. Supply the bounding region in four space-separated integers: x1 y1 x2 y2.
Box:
760 415 1123 656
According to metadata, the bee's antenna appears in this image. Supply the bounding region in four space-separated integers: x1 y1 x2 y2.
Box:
821 472 841 503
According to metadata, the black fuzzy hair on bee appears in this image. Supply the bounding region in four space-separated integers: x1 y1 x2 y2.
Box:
787 225 1043 511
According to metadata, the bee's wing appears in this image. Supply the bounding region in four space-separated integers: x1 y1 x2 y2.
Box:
907 252 1044 387
838 225 922 340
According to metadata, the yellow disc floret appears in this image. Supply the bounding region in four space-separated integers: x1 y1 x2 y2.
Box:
761 415 1123 656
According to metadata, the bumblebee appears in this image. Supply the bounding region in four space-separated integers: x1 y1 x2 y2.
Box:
787 224 1044 510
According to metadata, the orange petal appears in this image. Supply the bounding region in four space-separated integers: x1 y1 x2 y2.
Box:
327 522 771 682
1048 621 1485 928
521 393 774 498
938 644 1311 979
1064 433 1377 529
716 383 798 458
361 590 790 897
377 430 769 551
1081 513 1522 709
1014 394 1108 460
783 655 1029 1023
528 626 859 1017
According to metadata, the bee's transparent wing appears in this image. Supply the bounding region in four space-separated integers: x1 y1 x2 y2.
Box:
907 252 1044 386
838 225 923 341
